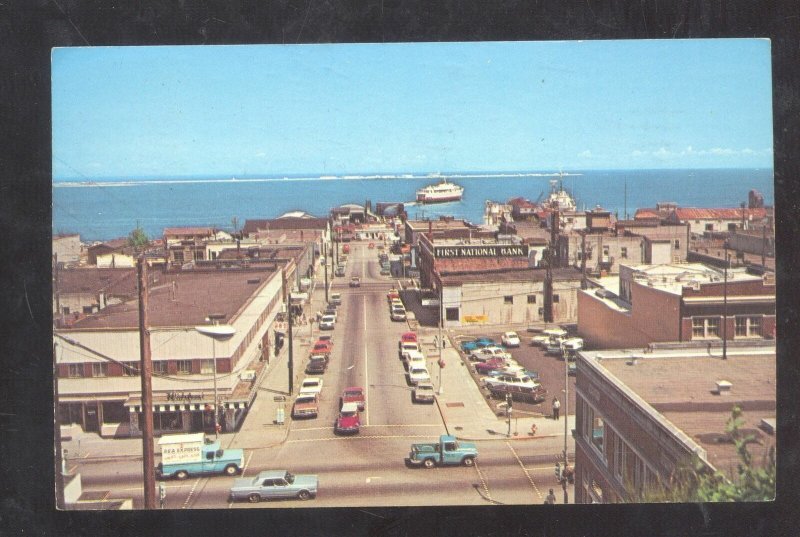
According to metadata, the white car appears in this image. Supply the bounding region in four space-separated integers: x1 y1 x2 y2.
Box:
469 346 512 362
403 350 426 370
532 328 568 347
390 308 407 321
408 365 431 386
299 377 324 396
319 314 336 330
501 331 521 348
413 382 436 403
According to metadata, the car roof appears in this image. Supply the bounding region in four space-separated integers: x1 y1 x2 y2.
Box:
340 402 360 412
343 386 363 393
256 470 289 479
302 377 321 384
416 382 434 389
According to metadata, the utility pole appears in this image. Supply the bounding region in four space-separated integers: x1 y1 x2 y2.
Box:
543 210 559 324
761 224 767 268
722 243 729 360
323 241 329 303
137 256 156 509
283 268 294 394
580 231 588 290
437 282 444 395
54 341 65 509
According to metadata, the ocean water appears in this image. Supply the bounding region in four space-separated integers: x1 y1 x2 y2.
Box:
52 169 774 242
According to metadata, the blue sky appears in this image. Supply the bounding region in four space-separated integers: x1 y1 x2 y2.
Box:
52 40 773 180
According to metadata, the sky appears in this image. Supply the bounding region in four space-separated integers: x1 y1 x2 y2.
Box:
52 40 774 180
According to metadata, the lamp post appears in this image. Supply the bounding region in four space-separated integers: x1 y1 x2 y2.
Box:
196 317 236 439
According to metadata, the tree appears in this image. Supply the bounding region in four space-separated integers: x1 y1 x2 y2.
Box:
128 225 149 248
637 405 775 503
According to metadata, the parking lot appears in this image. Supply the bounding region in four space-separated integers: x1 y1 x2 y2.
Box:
450 329 577 419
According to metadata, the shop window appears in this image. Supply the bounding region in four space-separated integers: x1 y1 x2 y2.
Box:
692 317 720 339
67 363 82 378
201 359 215 374
504 295 513 304
527 295 536 304
92 363 108 377
735 316 762 337
177 360 192 375
155 411 183 431
553 294 560 303
153 361 168 374
123 362 139 376
445 308 459 321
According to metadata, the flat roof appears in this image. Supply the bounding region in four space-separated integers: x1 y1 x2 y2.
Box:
406 219 472 231
581 348 775 473
56 267 138 296
68 267 278 329
622 263 762 296
441 266 581 284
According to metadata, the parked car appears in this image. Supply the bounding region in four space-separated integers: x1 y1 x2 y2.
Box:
380 267 391 275
469 346 512 362
349 276 360 287
340 387 365 411
398 341 420 359
413 382 436 404
305 355 328 374
291 393 319 419
482 371 546 402
390 307 407 321
500 331 521 348
319 314 336 330
335 266 345 277
460 339 480 352
568 361 577 376
330 293 342 305
229 470 318 503
386 289 400 302
474 337 496 348
400 332 418 343
323 307 338 320
408 365 431 386
474 357 512 374
533 328 568 347
299 377 324 396
312 341 333 356
335 402 361 435
561 337 584 359
403 350 426 371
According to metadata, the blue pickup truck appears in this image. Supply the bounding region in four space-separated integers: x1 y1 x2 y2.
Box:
407 435 478 468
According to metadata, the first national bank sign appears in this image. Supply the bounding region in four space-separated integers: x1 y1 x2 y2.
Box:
433 245 529 258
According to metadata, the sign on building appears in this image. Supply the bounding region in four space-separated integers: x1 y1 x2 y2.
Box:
433 245 529 258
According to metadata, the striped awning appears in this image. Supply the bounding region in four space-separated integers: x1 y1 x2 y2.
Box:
124 399 249 413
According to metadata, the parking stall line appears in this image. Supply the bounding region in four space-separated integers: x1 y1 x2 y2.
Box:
472 460 496 505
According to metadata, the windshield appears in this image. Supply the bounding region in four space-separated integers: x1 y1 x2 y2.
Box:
340 411 357 418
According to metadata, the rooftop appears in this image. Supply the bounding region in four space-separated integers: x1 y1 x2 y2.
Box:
406 219 473 231
56 267 138 296
673 207 768 220
242 217 328 235
581 348 775 473
163 226 214 236
621 263 763 296
67 266 278 329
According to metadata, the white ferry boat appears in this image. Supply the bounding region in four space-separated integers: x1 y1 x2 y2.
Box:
415 178 464 203
541 173 576 211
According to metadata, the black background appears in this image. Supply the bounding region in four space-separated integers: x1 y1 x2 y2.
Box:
1 1 798 535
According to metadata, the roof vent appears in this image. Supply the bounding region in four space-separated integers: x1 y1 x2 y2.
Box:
715 380 732 395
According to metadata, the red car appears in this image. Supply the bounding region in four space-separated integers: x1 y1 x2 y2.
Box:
335 402 361 435
312 341 333 356
400 332 418 343
340 387 366 411
474 358 508 374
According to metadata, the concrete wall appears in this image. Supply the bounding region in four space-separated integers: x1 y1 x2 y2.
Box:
457 279 579 326
728 231 774 257
53 235 82 265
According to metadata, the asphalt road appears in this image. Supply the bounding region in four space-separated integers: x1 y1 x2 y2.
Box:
71 242 573 509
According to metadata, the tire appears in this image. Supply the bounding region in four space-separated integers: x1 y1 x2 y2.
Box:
462 456 475 467
175 470 189 480
247 493 261 503
423 458 436 469
224 465 239 476
297 490 311 500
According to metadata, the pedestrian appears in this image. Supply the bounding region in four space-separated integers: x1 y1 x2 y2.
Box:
545 488 557 504
552 397 561 420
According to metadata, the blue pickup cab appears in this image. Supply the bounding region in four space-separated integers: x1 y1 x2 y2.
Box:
156 433 244 480
407 435 478 468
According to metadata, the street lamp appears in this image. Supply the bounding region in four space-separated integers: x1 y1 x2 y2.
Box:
196 317 236 439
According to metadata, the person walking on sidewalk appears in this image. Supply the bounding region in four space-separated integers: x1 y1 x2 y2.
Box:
545 488 557 504
552 397 561 420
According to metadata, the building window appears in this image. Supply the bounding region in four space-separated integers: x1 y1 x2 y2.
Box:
620 247 628 259
91 363 108 377
193 249 204 261
445 307 459 321
504 295 513 304
176 360 192 375
592 416 605 452
705 223 713 231
67 363 82 378
153 361 168 375
582 403 606 459
692 317 720 339
62 307 70 315
673 239 680 250
123 362 139 376
735 316 762 337
553 294 560 303
527 295 537 304
201 359 215 374
173 250 184 263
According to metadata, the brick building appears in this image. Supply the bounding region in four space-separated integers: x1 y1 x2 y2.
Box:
578 263 776 349
574 347 775 503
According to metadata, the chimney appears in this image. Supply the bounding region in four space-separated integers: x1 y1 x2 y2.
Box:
715 380 732 395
